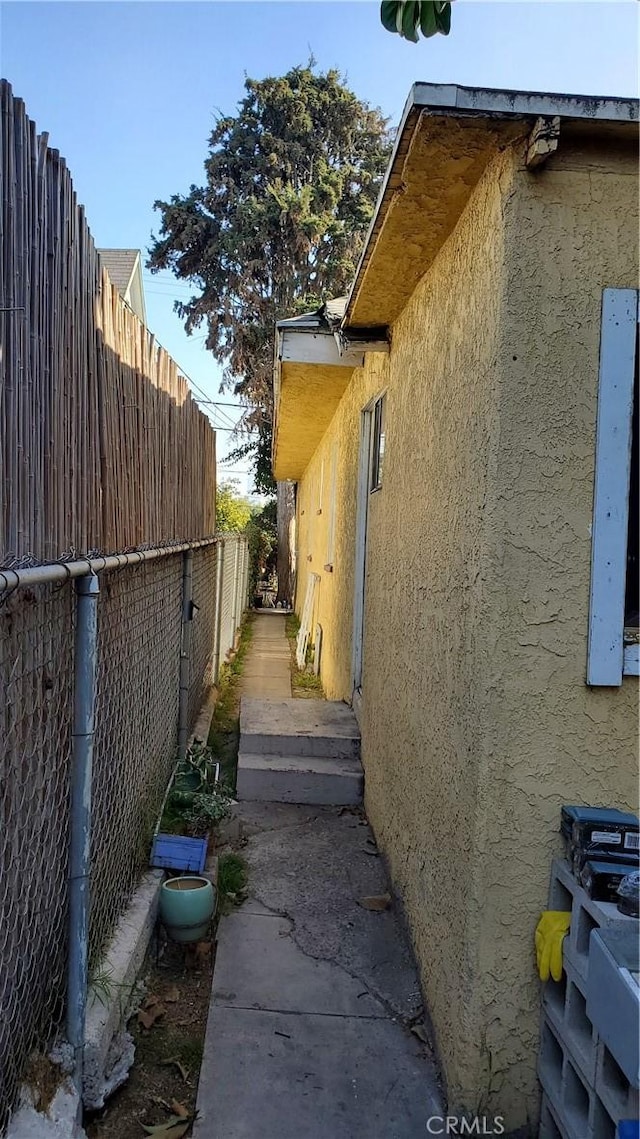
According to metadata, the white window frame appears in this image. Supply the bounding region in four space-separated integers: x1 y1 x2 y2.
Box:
370 393 386 493
587 288 639 685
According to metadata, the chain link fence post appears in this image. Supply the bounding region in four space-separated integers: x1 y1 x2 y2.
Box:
177 550 194 762
67 571 100 1101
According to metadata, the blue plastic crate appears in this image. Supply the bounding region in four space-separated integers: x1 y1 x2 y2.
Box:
150 834 208 873
618 1123 640 1139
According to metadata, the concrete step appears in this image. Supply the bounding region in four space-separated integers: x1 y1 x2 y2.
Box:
236 750 363 806
240 697 360 760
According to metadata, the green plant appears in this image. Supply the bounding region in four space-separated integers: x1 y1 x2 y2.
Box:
181 788 234 836
285 612 300 640
216 480 252 533
89 964 116 1008
181 741 218 789
294 671 323 693
217 853 248 913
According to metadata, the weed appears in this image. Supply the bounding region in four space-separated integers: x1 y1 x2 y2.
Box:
285 612 300 640
90 964 116 1008
217 852 248 914
293 670 323 693
142 1028 204 1073
285 612 324 698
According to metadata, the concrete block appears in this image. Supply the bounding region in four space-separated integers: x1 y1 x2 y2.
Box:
538 1015 565 1108
562 1054 591 1139
240 697 360 760
542 964 597 1086
83 869 163 1109
548 859 635 983
236 751 363 806
7 1081 87 1139
537 1014 624 1139
595 1040 640 1124
587 925 640 1089
539 1092 564 1139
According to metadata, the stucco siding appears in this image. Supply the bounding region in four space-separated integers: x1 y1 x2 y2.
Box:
294 356 388 701
360 150 513 1115
290 137 638 1130
468 140 639 1116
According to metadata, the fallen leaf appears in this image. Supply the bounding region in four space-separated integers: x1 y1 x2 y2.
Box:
143 994 161 1009
150 1098 172 1112
161 1059 189 1082
362 848 379 856
138 1003 166 1030
411 1022 429 1044
359 894 391 912
170 1101 189 1119
142 1118 191 1137
164 986 180 1004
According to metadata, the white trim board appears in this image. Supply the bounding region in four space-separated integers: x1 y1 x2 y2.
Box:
587 288 638 686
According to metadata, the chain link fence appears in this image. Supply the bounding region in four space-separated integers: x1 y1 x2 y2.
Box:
0 534 248 1132
0 583 75 1131
188 544 219 732
216 535 249 679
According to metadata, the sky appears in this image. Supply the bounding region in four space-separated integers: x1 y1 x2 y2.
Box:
1 0 638 495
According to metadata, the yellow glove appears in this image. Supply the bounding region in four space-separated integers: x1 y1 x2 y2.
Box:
535 911 571 982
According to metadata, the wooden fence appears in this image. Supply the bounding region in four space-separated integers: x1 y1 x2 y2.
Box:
0 80 216 567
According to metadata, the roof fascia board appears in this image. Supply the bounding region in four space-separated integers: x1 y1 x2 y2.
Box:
412 83 639 122
280 328 368 369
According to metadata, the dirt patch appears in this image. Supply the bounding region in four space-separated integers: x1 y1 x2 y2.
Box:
85 938 213 1139
23 1052 65 1115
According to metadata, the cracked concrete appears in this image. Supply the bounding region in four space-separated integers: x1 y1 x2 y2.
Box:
193 802 443 1138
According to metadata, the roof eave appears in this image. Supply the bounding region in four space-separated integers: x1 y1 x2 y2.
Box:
344 83 639 328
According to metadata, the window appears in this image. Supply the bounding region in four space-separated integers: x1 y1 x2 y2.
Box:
370 394 386 492
587 288 639 685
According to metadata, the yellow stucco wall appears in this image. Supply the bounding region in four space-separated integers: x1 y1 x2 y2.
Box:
295 353 387 699
293 138 638 1128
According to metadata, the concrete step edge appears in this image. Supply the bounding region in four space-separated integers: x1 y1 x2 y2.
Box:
239 735 361 760
238 750 363 776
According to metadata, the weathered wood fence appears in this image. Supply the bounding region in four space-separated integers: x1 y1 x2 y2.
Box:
0 79 216 567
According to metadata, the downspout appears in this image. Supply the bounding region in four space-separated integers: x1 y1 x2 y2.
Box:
67 571 100 1106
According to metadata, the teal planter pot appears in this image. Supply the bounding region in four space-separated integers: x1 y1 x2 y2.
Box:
159 876 216 943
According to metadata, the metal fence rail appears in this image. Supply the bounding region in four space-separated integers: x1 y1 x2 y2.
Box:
0 533 248 1132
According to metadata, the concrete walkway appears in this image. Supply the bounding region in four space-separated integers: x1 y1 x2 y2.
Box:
238 611 291 699
193 612 443 1138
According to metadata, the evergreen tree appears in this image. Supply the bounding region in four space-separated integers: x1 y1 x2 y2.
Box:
148 64 391 602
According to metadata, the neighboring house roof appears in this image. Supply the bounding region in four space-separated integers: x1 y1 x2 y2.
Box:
346 83 638 329
97 248 147 324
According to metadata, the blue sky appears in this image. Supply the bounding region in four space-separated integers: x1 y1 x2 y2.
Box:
1 1 638 493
